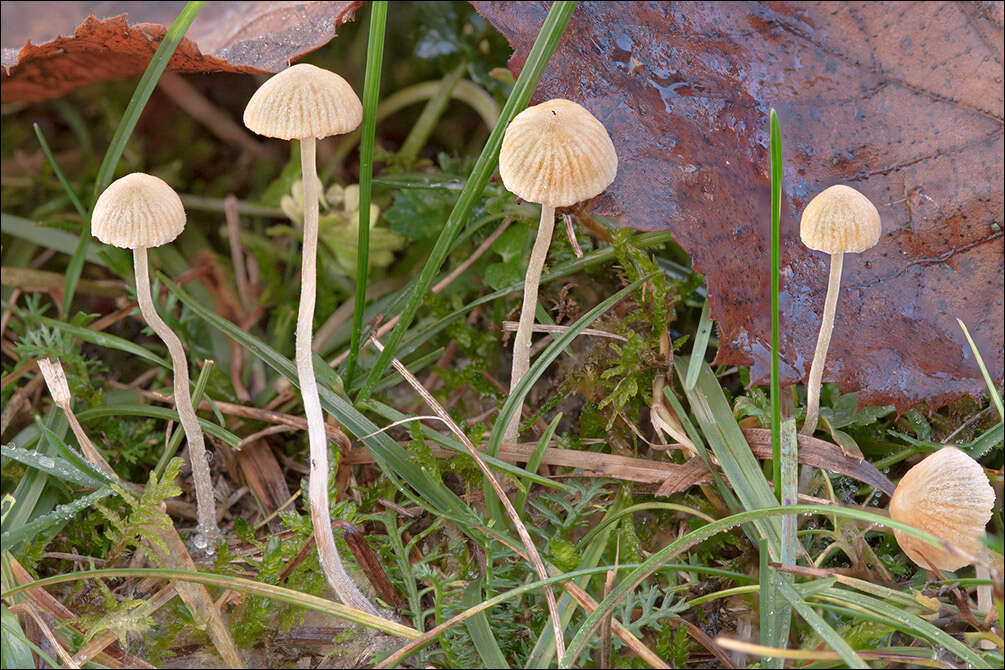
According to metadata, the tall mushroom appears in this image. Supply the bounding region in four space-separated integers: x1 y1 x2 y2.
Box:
92 173 220 551
243 63 377 614
798 184 881 435
498 99 617 444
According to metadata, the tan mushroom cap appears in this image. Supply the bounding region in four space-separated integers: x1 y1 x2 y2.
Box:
889 446 995 571
499 99 617 208
92 173 186 249
800 184 881 254
243 63 362 140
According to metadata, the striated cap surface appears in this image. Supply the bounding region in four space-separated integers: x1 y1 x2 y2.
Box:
889 446 995 570
499 99 617 207
243 63 362 140
92 173 186 249
800 184 881 254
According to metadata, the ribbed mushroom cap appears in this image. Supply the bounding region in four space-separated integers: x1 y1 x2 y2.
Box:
499 99 617 208
889 446 995 571
243 63 362 140
92 173 186 249
800 184 881 254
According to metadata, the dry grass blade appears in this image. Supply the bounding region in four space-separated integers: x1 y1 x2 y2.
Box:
12 601 80 669
367 333 567 659
500 320 627 341
714 638 949 667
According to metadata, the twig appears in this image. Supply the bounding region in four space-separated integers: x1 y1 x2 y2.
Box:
563 213 584 258
367 333 567 658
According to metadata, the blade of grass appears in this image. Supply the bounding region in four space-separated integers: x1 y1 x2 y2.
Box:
356 0 578 402
515 412 561 516
560 503 967 667
160 274 485 531
154 359 215 478
396 62 466 168
958 318 1005 423
769 108 783 502
683 299 712 390
462 576 509 669
1 568 419 639
346 0 388 384
0 488 114 549
61 2 204 317
484 276 651 527
75 405 240 447
26 313 169 369
1 443 107 491
32 125 88 220
1 214 103 265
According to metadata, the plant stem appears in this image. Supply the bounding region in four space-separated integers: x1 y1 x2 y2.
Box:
801 252 844 435
298 137 380 616
133 246 220 551
504 204 556 445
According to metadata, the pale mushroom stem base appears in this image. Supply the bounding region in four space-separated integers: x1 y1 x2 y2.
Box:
298 137 380 616
504 204 556 445
801 251 844 435
133 247 220 551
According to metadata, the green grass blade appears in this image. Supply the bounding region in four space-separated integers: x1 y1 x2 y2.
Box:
32 124 88 220
396 62 465 168
346 0 388 384
769 108 783 501
560 503 952 667
1 214 104 265
61 2 204 317
26 313 169 369
776 580 861 667
1 443 107 490
814 587 988 667
155 359 215 478
75 405 241 447
958 318 1005 423
0 488 114 549
673 356 782 552
483 276 649 525
356 0 578 402
5 411 68 536
1 568 419 639
515 412 562 516
159 275 483 530
462 576 510 668
684 299 713 390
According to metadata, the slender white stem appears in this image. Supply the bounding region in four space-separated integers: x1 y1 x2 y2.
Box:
504 204 555 444
801 252 844 435
298 137 380 616
133 247 220 550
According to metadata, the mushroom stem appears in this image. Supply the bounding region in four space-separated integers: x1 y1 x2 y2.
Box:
504 204 556 445
133 246 220 550
297 137 379 615
801 251 844 435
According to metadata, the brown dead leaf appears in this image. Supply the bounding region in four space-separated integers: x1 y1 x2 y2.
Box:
474 1 1004 412
1 1 363 103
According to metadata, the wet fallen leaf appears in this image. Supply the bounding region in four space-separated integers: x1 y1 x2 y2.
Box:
474 1 1004 411
1 1 363 103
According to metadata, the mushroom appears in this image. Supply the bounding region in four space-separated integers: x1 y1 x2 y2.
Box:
243 63 377 614
498 99 617 444
92 173 220 551
798 184 881 435
889 446 995 571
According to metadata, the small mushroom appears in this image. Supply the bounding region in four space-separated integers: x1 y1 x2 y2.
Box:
889 446 995 571
498 99 617 444
244 64 377 614
92 173 220 551
798 184 881 435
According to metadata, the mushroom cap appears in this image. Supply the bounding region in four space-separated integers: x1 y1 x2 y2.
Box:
92 173 186 249
800 184 881 254
243 63 362 140
889 446 995 571
498 98 617 208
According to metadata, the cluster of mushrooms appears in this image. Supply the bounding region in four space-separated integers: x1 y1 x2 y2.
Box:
89 60 995 616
